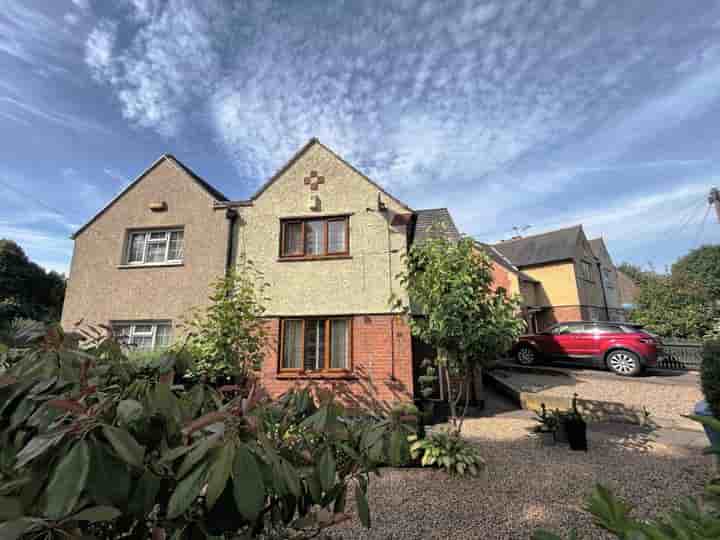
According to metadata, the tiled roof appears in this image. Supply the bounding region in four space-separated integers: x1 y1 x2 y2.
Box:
492 225 583 267
412 208 460 244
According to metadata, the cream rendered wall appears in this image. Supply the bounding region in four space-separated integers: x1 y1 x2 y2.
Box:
236 143 410 316
61 159 229 331
522 262 580 307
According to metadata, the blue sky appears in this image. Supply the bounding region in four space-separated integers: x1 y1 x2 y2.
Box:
2 0 719 274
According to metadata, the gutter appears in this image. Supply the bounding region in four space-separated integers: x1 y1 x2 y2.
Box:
224 208 238 274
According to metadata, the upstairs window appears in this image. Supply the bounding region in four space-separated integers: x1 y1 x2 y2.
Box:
280 318 350 372
126 229 184 265
112 321 172 351
280 217 348 259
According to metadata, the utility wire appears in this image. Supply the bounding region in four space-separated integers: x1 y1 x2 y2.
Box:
693 204 712 248
0 177 72 222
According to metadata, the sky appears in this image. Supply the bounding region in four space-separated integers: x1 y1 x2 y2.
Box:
1 0 720 275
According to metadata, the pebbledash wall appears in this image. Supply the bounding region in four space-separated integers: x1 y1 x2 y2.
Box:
229 141 415 401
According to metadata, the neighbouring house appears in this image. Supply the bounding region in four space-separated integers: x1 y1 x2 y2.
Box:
62 139 463 403
492 225 627 331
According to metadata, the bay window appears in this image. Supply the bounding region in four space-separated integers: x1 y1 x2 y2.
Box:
280 216 348 258
280 317 351 373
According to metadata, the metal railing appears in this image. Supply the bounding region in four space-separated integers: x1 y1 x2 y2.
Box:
657 339 703 371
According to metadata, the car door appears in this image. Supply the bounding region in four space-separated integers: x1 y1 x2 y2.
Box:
547 324 576 357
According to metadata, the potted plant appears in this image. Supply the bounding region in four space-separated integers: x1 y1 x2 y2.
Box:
415 358 450 424
564 393 588 451
533 403 558 446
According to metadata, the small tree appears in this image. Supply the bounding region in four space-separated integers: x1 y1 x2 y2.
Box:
395 236 525 433
183 263 270 381
673 245 720 301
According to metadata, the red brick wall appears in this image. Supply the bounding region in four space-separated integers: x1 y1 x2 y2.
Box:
258 314 414 409
493 261 512 294
536 306 584 330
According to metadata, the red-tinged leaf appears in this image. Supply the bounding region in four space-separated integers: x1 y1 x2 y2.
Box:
182 411 228 436
0 375 18 388
46 399 86 415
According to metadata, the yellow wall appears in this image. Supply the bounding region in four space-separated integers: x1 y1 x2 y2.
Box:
236 142 410 316
522 262 580 307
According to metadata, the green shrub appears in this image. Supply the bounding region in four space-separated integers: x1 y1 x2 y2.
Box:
0 325 391 539
410 430 484 476
701 341 720 417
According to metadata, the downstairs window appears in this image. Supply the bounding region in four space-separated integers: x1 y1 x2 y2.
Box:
112 321 173 351
280 318 350 372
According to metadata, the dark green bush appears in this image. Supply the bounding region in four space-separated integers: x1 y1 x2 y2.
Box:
701 341 720 417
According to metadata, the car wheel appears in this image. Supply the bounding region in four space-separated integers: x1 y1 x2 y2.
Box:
516 345 537 366
606 350 641 376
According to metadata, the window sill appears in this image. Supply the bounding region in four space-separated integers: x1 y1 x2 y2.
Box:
117 262 184 269
276 255 352 262
276 372 356 380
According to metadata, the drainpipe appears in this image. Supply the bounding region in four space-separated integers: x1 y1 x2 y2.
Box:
597 260 610 321
224 208 238 275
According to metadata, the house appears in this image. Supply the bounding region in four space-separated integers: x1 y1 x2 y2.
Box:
616 270 640 310
62 139 464 403
492 225 627 331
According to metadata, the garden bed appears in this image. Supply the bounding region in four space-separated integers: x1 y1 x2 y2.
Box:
325 415 711 539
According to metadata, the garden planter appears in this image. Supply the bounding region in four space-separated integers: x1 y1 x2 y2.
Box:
555 420 569 443
416 399 449 425
539 430 555 446
566 418 588 451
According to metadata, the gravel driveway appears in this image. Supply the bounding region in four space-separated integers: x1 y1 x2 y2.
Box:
326 404 711 540
491 363 703 431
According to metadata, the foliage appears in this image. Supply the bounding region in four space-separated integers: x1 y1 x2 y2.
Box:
533 403 559 433
0 240 66 326
673 245 720 301
182 265 270 381
0 323 397 539
617 262 649 286
701 341 720 417
394 236 525 432
629 270 715 339
409 430 484 476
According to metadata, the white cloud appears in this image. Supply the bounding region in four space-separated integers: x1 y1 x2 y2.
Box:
84 19 117 81
0 96 108 133
72 0 90 11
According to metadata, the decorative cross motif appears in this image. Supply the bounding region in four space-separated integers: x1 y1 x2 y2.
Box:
303 170 325 191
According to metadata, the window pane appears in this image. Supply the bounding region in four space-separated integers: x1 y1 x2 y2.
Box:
330 319 348 368
304 319 325 371
327 220 346 253
128 233 146 263
283 223 303 256
131 335 154 350
282 320 302 369
304 220 324 255
146 239 167 262
133 324 153 335
155 324 172 348
168 231 184 261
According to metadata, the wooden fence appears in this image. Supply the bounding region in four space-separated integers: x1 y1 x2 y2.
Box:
657 339 703 371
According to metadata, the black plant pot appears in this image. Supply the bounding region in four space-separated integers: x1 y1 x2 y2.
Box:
566 418 588 451
416 399 450 425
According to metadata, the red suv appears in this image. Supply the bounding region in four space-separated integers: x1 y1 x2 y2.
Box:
512 322 662 376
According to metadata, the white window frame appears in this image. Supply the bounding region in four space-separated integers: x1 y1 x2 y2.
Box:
112 321 172 351
125 229 184 265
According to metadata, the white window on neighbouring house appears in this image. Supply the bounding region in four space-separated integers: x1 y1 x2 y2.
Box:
112 321 173 351
125 229 184 265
